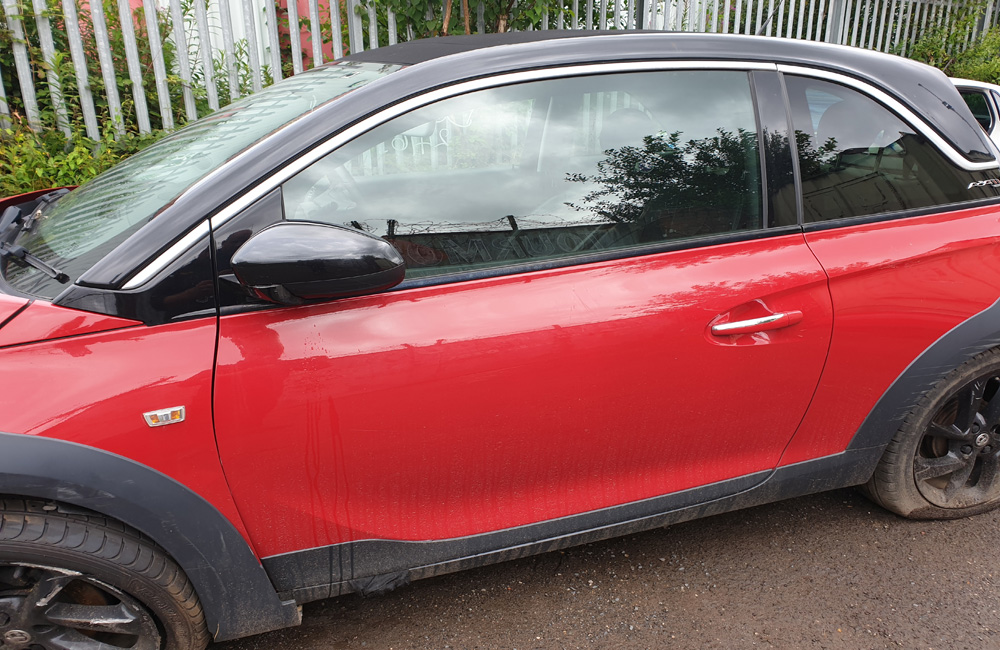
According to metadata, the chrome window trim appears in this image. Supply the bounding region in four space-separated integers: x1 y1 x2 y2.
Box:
124 221 211 288
123 60 776 289
777 64 999 172
124 60 1000 290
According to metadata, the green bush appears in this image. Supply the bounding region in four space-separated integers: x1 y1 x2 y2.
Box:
0 117 164 196
905 2 1000 84
949 28 1000 84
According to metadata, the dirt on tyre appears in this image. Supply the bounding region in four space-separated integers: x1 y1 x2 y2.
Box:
864 347 1000 519
0 497 210 650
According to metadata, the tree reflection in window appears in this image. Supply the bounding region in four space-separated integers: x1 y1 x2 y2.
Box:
785 75 1000 223
564 127 762 241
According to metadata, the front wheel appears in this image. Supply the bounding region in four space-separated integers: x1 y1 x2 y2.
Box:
864 348 1000 519
0 498 209 650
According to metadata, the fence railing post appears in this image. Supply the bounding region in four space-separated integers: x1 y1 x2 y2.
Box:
89 0 125 135
0 59 10 129
264 0 283 83
306 0 324 65
61 0 100 138
242 0 264 93
825 0 845 41
388 8 399 44
2 0 41 131
217 0 240 100
168 0 198 121
286 0 303 73
367 3 379 47
143 0 174 130
347 0 364 54
332 0 346 59
193 0 220 111
30 0 71 136
115 0 152 134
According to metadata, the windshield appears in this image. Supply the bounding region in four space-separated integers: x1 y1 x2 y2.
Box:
2 60 401 299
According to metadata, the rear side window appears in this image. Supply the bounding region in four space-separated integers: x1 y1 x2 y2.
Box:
282 70 763 280
785 75 1000 223
960 89 994 131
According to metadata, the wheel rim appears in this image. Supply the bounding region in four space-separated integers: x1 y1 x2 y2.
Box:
914 373 1000 509
0 563 161 650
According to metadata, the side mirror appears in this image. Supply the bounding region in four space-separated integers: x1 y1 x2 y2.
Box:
231 221 405 305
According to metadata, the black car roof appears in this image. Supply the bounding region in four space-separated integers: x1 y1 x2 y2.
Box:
347 31 992 165
345 30 627 65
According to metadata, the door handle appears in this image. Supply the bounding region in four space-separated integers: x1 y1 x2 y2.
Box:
710 310 804 336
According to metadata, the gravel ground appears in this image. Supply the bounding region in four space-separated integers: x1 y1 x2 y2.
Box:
215 488 1000 650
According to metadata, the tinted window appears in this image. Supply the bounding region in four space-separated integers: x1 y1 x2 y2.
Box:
785 76 1000 223
960 89 994 131
283 70 763 279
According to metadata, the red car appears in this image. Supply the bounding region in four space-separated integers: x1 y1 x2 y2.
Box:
3 31 1000 650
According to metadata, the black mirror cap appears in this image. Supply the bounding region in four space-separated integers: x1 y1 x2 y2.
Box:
231 221 406 305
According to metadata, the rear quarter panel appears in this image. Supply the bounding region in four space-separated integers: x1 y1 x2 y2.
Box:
783 205 1000 464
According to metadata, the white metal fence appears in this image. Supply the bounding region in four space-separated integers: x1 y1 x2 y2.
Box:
1 0 998 137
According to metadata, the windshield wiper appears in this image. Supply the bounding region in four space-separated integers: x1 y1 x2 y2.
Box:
0 189 68 243
0 206 23 246
0 242 70 283
0 189 72 283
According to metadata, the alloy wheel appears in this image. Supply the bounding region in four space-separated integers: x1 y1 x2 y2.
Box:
914 374 1000 509
0 563 161 650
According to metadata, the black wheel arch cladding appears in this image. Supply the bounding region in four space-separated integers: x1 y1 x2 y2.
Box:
849 295 1000 456
0 431 300 642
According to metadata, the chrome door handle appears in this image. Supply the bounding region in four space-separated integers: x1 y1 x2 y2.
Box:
710 310 804 336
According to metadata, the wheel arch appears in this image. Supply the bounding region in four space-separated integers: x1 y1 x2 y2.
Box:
849 296 1000 460
0 431 301 642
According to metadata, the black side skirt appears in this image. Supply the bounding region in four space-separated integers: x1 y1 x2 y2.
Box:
263 446 881 604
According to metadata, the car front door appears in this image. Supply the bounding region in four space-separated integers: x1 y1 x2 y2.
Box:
212 66 834 583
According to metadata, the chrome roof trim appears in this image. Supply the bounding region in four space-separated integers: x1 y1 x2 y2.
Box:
777 64 1000 172
123 59 777 290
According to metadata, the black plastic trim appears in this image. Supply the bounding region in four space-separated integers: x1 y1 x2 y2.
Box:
0 432 300 641
392 225 804 292
849 295 1000 452
56 236 219 326
262 447 880 604
748 70 772 229
751 69 799 228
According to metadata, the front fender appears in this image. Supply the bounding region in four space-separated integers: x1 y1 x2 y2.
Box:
0 431 300 641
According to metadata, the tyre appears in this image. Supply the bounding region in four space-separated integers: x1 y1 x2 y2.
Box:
0 498 209 650
864 348 1000 519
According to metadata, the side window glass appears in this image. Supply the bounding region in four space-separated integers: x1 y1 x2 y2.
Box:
785 75 1000 223
960 90 993 131
282 70 763 280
